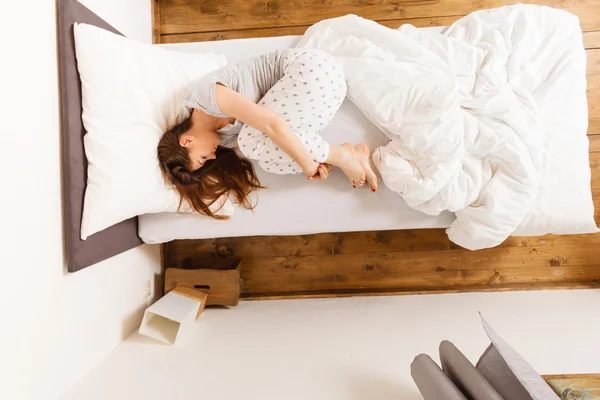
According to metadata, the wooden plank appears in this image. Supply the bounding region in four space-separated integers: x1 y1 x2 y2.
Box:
596 194 600 223
244 281 600 300
159 0 600 35
592 41 600 134
585 31 600 49
166 228 600 263
151 0 161 44
159 0 505 35
591 135 600 152
237 244 600 273
589 49 600 126
161 25 308 44
544 374 600 399
587 49 599 134
577 7 600 32
160 15 462 43
586 48 598 136
589 49 600 74
160 18 600 46
592 151 600 185
237 260 600 297
591 118 600 136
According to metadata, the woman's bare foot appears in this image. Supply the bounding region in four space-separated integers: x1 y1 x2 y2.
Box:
329 143 365 187
355 144 378 192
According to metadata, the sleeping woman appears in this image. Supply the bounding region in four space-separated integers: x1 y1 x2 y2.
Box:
157 48 378 219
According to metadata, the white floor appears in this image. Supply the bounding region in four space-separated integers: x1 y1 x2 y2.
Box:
62 289 600 400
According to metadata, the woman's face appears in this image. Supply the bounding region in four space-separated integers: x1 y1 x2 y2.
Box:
178 128 221 170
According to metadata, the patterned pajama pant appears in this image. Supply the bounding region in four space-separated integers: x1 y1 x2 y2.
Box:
238 49 347 174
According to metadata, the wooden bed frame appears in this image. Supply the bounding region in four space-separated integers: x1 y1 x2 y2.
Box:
152 0 600 301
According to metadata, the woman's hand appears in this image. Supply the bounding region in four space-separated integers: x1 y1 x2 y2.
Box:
306 163 332 180
303 161 319 177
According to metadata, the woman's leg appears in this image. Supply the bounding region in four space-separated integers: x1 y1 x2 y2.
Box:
238 49 376 189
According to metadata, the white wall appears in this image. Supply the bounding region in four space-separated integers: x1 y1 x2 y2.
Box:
62 290 600 400
0 1 160 399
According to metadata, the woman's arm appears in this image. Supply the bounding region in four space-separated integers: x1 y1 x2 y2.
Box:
214 84 319 176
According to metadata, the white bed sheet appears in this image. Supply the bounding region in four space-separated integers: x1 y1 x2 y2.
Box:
138 27 596 244
139 32 458 244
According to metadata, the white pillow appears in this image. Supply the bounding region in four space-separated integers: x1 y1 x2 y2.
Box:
73 23 233 240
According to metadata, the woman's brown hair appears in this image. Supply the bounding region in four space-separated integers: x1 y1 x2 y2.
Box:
157 115 263 219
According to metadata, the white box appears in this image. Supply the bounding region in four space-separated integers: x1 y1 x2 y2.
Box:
139 287 207 345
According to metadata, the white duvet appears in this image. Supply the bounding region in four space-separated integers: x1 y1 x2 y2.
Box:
296 4 597 250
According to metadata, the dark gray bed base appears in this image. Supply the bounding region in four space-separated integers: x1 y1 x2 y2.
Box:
57 0 143 272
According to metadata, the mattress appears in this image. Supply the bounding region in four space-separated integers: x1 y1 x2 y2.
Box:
138 27 597 244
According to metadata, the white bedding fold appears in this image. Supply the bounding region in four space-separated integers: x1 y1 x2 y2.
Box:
296 4 597 249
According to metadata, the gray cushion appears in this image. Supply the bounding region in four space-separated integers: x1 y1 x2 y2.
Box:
440 340 504 400
411 354 468 400
476 316 560 400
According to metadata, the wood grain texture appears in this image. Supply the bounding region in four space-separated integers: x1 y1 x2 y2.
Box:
591 135 600 152
165 266 242 306
590 119 600 135
157 0 600 300
166 227 600 262
159 15 463 43
151 0 161 44
544 374 600 399
165 240 600 298
160 19 600 46
156 0 600 42
586 31 600 49
158 0 500 35
590 50 600 128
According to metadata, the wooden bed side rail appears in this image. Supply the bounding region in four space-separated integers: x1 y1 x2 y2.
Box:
544 374 600 399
